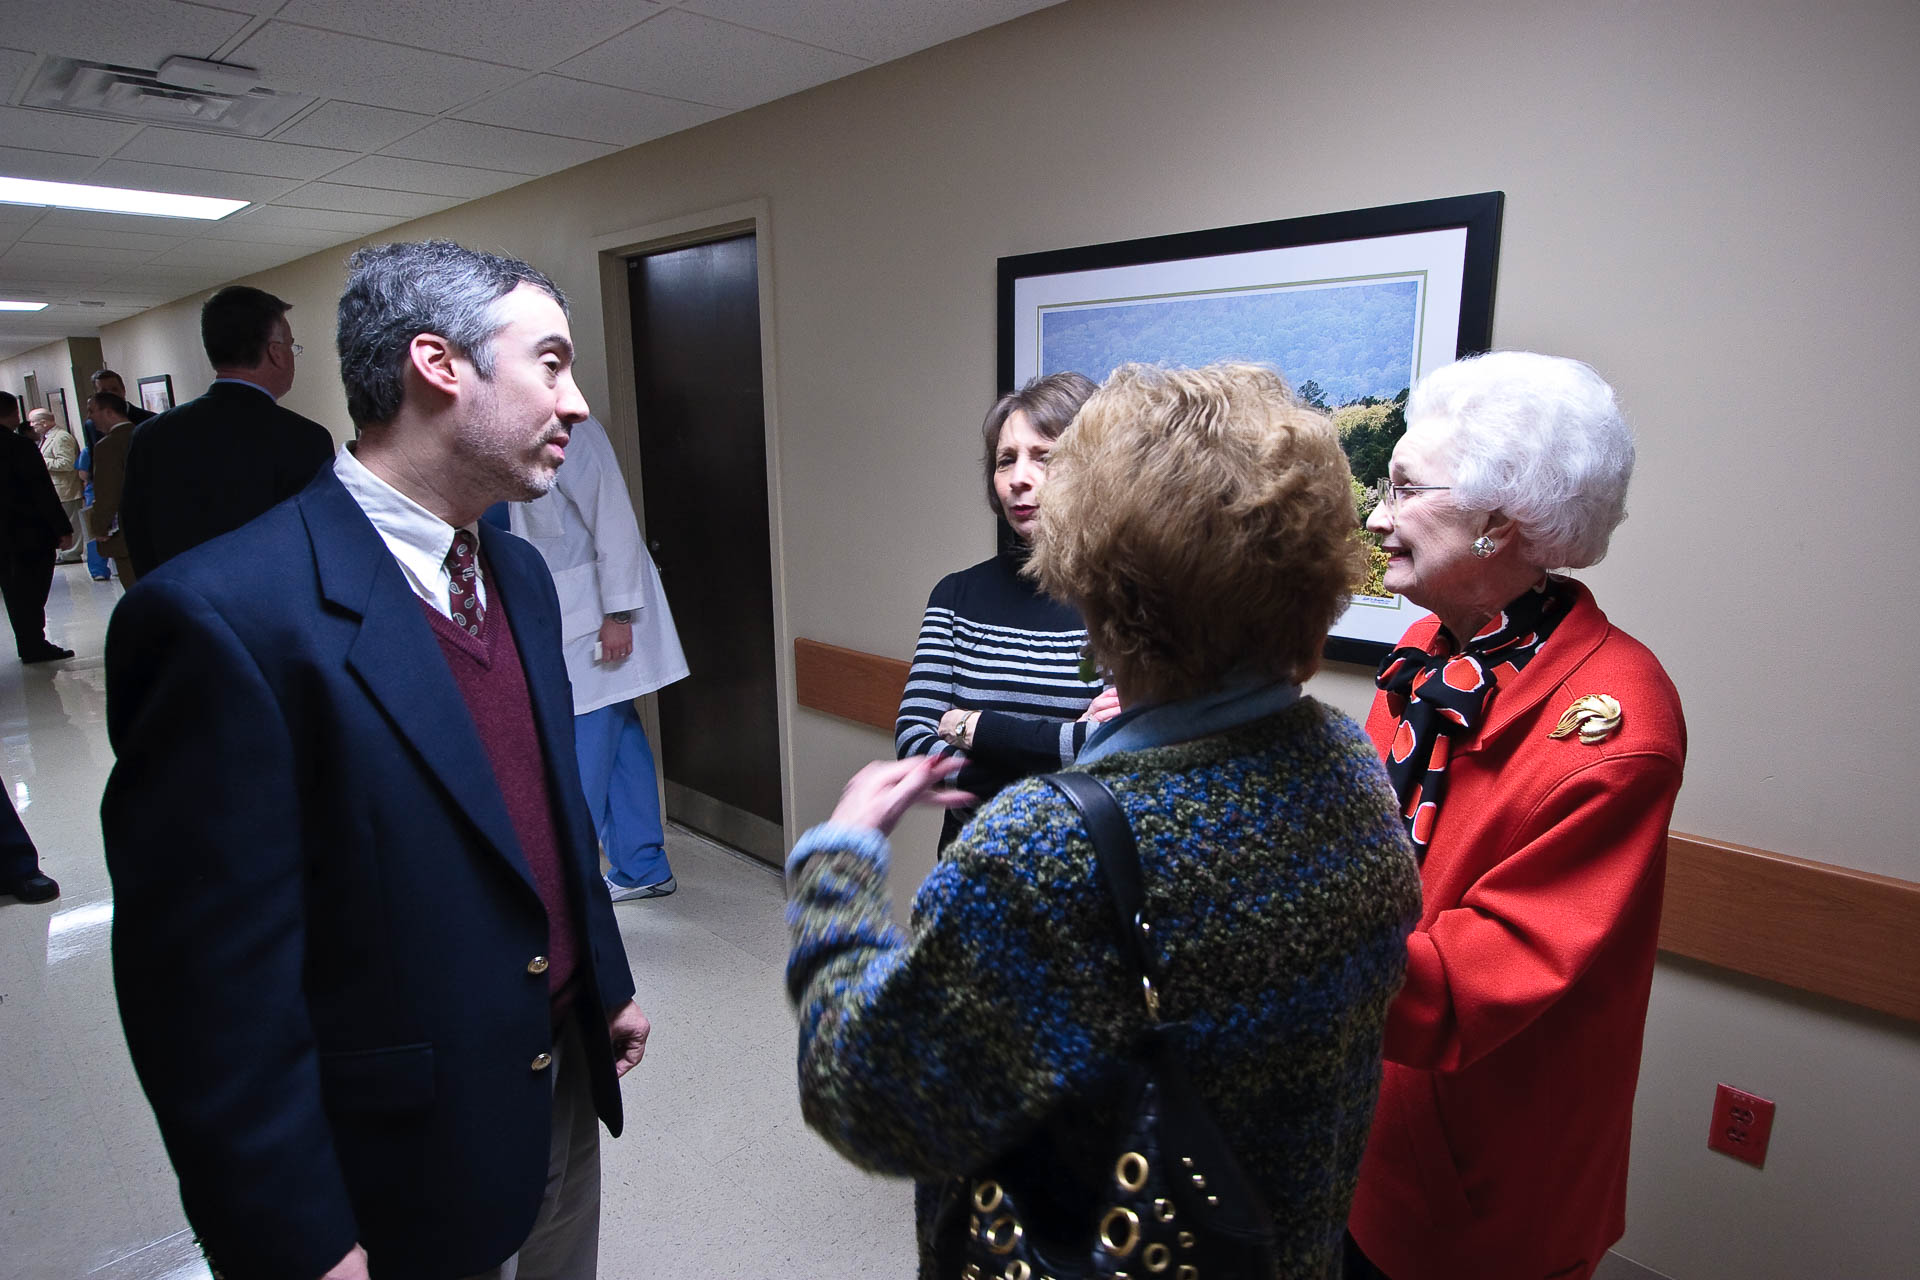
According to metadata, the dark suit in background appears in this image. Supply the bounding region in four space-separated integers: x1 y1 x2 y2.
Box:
120 380 335 577
0 426 74 658
103 468 638 1278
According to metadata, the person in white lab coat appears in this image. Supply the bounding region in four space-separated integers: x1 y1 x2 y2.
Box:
512 415 688 899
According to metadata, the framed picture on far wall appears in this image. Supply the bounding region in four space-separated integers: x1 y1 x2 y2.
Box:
138 374 175 415
997 192 1504 666
46 387 69 430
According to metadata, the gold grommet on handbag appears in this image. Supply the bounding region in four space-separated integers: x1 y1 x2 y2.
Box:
1115 1151 1149 1192
1152 1197 1174 1222
1003 1262 1031 1280
1177 1266 1199 1280
985 1215 1023 1255
1143 1242 1171 1273
1178 1230 1195 1249
973 1180 1004 1213
1099 1205 1142 1256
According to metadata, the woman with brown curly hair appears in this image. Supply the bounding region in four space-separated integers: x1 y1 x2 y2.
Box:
788 363 1421 1278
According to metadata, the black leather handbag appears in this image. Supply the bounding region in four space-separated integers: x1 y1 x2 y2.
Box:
930 771 1278 1280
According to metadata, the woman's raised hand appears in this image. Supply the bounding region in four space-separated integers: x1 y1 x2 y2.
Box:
828 756 975 836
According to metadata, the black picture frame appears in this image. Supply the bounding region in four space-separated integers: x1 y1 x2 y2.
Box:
996 192 1504 667
137 374 175 415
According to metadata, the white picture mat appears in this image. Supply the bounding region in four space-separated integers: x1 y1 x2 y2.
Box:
1011 227 1471 646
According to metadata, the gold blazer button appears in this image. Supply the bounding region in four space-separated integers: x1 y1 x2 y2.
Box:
526 956 549 975
531 1052 553 1072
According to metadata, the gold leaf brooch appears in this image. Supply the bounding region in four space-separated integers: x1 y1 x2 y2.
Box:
1548 694 1622 745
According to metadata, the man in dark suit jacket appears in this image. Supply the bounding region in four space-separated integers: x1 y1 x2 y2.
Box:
0 390 76 662
86 369 153 446
104 242 650 1280
119 284 336 577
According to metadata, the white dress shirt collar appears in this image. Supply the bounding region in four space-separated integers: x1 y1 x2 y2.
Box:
210 376 278 401
333 446 485 619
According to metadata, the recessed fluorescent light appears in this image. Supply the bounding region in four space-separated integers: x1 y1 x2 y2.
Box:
0 300 50 311
0 175 246 220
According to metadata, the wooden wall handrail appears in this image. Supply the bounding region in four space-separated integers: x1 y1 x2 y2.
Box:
1658 835 1920 1023
794 638 910 733
793 637 1920 1025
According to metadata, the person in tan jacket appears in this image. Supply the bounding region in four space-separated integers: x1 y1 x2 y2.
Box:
32 409 85 564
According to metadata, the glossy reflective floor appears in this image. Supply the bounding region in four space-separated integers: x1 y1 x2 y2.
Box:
0 566 914 1279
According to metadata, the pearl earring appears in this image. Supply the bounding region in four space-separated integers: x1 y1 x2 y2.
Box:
1471 535 1497 559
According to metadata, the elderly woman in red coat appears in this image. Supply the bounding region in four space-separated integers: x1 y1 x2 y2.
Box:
1344 351 1687 1280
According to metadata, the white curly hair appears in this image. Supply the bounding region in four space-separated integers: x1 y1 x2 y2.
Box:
1408 351 1634 569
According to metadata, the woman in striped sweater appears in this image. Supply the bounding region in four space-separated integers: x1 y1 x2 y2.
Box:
895 371 1118 848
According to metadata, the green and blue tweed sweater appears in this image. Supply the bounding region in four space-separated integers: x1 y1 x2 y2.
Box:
786 697 1421 1278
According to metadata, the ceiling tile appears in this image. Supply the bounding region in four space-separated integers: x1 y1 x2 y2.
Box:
0 145 105 183
276 182 460 218
19 226 188 253
381 119 616 175
28 208 221 237
2 241 159 269
454 75 723 146
188 219 346 248
0 105 143 157
0 47 38 101
88 159 298 204
273 100 433 152
112 128 357 180
234 204 402 235
97 262 225 287
557 9 867 109
323 154 527 198
681 0 1061 62
150 239 300 270
0 259 124 285
275 0 661 71
21 0 253 71
229 22 514 115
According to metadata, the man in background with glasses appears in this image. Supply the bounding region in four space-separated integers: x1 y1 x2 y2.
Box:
119 283 336 576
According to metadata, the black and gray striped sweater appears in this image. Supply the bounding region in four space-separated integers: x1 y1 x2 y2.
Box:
895 547 1102 845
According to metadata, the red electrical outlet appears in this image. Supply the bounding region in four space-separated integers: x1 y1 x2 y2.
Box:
1707 1083 1775 1168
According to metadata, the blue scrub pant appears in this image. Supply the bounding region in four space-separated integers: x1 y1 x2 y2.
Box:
573 699 670 886
84 482 109 578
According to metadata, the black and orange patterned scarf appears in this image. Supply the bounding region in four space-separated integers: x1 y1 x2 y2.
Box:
1375 577 1574 861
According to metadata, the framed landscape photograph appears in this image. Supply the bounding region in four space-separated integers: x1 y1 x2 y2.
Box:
138 374 174 415
997 192 1503 665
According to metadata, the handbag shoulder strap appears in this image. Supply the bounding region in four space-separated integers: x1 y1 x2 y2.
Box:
1042 771 1164 1016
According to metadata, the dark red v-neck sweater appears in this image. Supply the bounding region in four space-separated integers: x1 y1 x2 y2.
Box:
421 587 580 1016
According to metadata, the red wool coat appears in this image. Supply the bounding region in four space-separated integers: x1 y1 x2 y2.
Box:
1348 581 1686 1280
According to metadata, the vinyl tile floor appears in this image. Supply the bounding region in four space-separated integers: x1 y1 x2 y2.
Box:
0 566 916 1279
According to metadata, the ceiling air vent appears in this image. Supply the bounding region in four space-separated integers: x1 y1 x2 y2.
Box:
23 57 314 137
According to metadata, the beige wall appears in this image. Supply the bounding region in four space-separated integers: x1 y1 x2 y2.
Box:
93 0 1920 1274
1 338 86 437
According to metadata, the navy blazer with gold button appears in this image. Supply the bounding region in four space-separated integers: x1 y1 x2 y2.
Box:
103 466 636 1280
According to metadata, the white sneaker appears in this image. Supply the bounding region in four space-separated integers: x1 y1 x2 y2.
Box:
605 874 676 902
